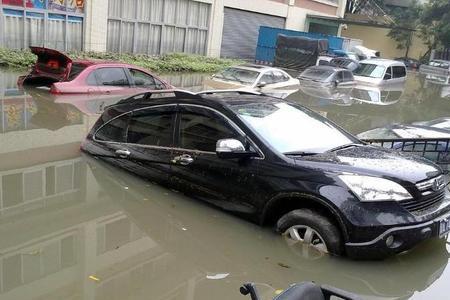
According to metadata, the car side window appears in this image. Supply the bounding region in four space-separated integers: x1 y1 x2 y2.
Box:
336 71 344 82
95 113 130 142
129 69 165 89
393 66 406 78
260 72 274 84
179 110 241 152
273 71 289 83
343 71 354 81
86 72 98 85
384 67 393 80
95 68 130 86
127 110 175 146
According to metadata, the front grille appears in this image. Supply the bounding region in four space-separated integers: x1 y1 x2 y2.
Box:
400 190 446 214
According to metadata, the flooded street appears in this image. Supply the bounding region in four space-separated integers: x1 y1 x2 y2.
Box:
0 68 450 300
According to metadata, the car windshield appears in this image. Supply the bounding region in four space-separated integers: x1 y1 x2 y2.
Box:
232 102 356 154
299 69 333 81
354 63 385 78
214 68 259 85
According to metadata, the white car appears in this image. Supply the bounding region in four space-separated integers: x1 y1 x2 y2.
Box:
205 65 300 95
353 59 407 85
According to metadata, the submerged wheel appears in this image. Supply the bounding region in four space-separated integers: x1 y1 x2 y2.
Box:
276 209 344 256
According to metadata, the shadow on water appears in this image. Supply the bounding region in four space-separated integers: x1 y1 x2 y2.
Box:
0 68 449 300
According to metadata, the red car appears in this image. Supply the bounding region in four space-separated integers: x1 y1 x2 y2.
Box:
18 47 172 94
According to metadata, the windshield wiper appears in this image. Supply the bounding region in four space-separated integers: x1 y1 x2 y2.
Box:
283 151 319 156
327 143 362 152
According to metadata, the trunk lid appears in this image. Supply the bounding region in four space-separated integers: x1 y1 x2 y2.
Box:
30 47 73 82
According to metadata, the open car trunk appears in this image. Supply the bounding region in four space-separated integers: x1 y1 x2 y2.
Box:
22 47 73 86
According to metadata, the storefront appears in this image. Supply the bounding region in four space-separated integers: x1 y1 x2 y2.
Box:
0 0 85 51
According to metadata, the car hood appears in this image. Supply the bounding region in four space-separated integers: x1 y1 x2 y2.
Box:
296 145 441 183
29 47 72 81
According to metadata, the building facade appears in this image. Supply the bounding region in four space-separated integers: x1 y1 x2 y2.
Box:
0 0 347 58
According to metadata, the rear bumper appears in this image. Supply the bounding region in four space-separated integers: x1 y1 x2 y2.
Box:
345 210 450 259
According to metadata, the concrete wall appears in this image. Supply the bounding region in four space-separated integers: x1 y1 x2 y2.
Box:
342 24 429 60
85 0 346 56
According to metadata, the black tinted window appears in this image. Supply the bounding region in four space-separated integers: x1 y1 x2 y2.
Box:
384 67 392 80
393 66 406 78
127 112 174 146
68 63 87 81
180 112 239 152
343 71 354 81
96 68 129 86
95 115 129 142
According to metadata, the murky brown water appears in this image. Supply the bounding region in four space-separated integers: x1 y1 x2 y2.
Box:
0 68 449 300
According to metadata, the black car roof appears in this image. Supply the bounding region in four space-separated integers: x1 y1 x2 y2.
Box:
107 90 284 113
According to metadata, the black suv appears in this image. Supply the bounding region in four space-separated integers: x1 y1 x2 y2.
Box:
81 90 450 259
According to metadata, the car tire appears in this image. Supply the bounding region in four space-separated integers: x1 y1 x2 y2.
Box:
276 209 344 256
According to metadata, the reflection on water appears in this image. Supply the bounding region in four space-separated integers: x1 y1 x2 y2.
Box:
0 68 450 300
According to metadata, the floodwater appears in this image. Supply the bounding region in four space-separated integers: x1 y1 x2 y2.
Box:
0 68 449 300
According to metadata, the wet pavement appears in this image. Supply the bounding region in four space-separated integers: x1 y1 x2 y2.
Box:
0 68 449 300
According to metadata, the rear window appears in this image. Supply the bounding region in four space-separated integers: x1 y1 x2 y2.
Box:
300 68 334 81
68 63 87 81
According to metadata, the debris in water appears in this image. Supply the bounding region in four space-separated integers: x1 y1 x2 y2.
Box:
124 186 129 190
206 273 229 280
275 289 284 295
181 227 187 231
89 275 100 282
277 262 291 268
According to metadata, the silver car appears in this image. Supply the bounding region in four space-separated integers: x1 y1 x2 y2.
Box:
353 59 407 85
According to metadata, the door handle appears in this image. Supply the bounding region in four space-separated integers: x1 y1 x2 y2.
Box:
115 149 130 158
172 154 194 166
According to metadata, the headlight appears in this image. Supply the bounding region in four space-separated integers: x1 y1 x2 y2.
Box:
339 175 412 202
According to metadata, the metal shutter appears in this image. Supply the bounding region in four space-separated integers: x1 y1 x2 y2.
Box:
221 8 285 60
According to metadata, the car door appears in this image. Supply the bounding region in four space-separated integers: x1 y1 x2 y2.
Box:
392 66 407 83
170 104 261 215
93 105 177 184
383 66 393 83
94 67 131 94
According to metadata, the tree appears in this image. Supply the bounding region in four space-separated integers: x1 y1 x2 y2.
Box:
387 1 421 58
419 0 450 50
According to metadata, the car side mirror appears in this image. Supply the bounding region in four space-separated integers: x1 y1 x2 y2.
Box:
334 80 340 87
216 139 258 159
257 82 267 88
384 74 392 80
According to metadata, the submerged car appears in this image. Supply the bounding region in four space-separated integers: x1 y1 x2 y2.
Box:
18 47 172 94
419 59 450 76
353 59 407 85
204 65 299 96
395 57 421 70
330 57 360 72
82 90 450 259
298 66 355 87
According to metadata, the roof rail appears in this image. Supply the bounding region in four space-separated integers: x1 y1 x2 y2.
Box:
197 89 261 96
116 89 202 105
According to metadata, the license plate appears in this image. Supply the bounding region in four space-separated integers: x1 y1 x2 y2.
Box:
439 216 450 238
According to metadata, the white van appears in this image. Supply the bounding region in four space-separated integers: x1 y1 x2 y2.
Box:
353 59 407 85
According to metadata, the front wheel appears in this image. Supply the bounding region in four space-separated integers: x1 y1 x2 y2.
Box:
276 209 344 256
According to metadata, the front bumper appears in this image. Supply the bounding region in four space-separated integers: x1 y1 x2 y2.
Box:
345 210 450 259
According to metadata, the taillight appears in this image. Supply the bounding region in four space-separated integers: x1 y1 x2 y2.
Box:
50 84 61 94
